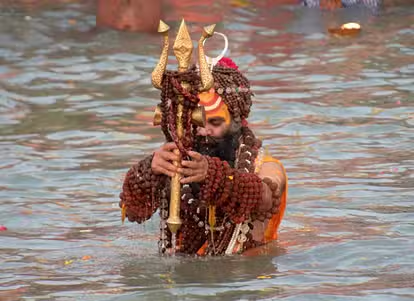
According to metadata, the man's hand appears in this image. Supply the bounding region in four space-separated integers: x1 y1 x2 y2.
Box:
178 151 208 184
151 142 180 177
256 182 275 213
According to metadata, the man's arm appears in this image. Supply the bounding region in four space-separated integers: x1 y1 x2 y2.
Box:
253 158 288 242
119 155 165 223
256 160 287 214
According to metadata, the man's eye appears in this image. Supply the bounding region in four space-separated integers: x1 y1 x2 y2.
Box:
209 120 223 127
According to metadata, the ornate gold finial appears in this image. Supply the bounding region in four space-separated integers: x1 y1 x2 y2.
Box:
173 19 193 72
151 20 170 89
158 20 170 33
203 24 215 38
198 24 216 91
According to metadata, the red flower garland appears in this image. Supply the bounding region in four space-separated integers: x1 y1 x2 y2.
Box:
217 57 239 70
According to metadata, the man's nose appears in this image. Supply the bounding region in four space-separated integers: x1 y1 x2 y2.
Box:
197 127 212 136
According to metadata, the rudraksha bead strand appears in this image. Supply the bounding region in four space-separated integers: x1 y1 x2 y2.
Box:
160 66 201 157
236 126 262 174
220 171 263 224
182 205 208 253
253 177 284 222
199 156 234 205
199 155 264 225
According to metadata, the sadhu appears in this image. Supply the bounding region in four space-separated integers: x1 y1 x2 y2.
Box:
119 20 287 255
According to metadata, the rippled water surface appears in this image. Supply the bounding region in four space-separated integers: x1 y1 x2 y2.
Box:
1 1 413 300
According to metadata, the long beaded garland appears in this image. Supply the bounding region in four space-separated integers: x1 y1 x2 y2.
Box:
199 156 262 224
160 65 201 156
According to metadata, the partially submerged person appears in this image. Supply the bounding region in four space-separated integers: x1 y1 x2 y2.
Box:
119 28 288 256
302 0 382 11
97 0 161 32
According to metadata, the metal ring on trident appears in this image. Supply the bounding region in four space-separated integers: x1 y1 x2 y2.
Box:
202 32 229 71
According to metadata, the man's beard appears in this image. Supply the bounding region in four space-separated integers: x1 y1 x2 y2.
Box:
194 129 241 168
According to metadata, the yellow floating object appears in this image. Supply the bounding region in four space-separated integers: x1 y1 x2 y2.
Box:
230 0 251 8
64 260 73 265
257 275 272 279
371 107 384 115
121 204 126 224
342 22 361 30
329 22 361 36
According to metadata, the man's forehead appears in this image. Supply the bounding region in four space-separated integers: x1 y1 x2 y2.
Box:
198 88 231 126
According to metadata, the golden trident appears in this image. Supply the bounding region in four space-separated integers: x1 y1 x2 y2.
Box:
151 19 216 234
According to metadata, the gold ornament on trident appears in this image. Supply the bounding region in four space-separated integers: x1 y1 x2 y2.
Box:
151 19 216 234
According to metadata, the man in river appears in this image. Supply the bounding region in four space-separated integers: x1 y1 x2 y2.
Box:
119 57 288 256
302 0 382 11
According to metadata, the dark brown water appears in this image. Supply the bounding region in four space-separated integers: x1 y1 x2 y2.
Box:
0 1 413 300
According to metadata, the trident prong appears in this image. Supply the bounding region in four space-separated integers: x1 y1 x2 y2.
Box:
198 24 216 91
151 20 170 90
173 19 194 72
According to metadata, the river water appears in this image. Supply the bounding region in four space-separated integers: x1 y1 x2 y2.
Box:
0 1 413 300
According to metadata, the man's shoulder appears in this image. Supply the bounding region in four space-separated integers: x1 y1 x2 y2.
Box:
263 155 283 165
254 147 285 167
254 146 286 175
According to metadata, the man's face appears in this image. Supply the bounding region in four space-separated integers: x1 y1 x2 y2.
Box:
195 88 240 165
197 116 230 138
194 115 240 167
